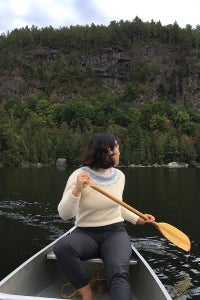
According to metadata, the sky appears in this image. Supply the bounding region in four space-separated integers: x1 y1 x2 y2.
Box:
0 0 199 35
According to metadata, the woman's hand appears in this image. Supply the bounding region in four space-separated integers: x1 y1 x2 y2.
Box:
72 172 90 197
137 214 155 225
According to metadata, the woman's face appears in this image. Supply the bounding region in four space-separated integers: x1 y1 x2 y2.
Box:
112 141 120 166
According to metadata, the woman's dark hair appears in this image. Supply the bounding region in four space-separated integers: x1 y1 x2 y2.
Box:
82 133 119 169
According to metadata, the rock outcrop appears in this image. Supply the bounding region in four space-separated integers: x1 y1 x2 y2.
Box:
0 44 199 108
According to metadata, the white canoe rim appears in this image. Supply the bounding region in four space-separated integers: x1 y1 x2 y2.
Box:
0 226 172 300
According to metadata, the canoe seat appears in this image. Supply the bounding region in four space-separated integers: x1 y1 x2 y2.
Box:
47 251 138 265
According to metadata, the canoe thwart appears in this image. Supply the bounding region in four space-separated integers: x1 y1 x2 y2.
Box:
47 251 138 265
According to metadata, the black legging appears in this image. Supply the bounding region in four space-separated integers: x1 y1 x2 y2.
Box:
54 222 132 300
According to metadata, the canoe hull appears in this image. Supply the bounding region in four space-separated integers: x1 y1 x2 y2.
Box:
0 227 172 300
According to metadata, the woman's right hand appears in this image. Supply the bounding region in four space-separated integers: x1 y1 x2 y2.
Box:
72 172 90 197
136 214 155 225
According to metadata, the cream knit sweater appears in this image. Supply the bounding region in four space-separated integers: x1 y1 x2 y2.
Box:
58 166 139 227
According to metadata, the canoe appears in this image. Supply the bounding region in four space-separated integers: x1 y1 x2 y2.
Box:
0 226 172 300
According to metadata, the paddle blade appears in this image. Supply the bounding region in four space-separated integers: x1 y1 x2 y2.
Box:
154 222 191 252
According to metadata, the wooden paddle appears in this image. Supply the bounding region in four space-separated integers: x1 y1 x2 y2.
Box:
88 181 191 252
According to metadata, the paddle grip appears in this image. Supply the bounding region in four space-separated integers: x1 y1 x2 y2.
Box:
88 182 149 221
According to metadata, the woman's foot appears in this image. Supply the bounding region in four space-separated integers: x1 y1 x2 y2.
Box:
77 284 96 300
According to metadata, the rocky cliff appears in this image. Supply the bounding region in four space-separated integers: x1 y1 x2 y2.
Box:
0 43 199 108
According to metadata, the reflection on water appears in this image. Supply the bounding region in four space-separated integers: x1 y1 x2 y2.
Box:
170 274 191 300
0 167 200 299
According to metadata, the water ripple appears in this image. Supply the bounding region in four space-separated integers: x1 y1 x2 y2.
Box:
0 197 69 241
1 198 200 300
131 237 200 300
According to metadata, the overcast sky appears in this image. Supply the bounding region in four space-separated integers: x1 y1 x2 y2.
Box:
0 0 199 34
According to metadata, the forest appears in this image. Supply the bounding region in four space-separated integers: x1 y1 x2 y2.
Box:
0 18 200 167
1 94 200 167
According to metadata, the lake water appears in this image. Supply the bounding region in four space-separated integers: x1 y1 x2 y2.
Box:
0 167 200 299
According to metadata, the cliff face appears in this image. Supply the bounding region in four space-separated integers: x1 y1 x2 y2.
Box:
0 43 199 108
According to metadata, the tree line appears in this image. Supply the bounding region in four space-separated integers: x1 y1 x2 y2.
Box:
1 17 200 51
0 94 200 167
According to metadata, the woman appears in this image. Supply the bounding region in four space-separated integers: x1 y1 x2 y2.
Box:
54 133 155 300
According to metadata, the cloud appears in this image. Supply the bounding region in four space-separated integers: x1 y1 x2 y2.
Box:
0 0 199 34
73 0 106 25
0 0 108 33
95 0 200 27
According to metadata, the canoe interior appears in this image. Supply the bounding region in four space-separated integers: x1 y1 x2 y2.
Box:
0 230 172 300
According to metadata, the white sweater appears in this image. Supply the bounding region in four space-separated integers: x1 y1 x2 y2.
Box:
58 166 139 227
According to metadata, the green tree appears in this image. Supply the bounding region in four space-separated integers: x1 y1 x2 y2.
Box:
150 131 165 164
163 133 179 162
193 125 200 162
20 112 52 163
179 134 196 163
149 114 170 131
0 106 22 165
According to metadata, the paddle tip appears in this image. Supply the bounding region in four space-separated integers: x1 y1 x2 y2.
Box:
182 242 191 252
156 222 191 252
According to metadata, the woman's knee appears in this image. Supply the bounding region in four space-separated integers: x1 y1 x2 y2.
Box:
54 237 71 259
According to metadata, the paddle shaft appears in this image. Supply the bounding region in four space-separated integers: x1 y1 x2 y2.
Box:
89 181 149 221
88 181 191 251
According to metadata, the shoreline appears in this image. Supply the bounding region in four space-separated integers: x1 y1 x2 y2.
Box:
1 161 200 169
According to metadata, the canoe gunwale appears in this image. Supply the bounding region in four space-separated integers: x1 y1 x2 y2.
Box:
130 245 172 300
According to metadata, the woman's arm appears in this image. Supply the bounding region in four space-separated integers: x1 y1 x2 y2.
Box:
121 207 155 225
58 170 90 220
